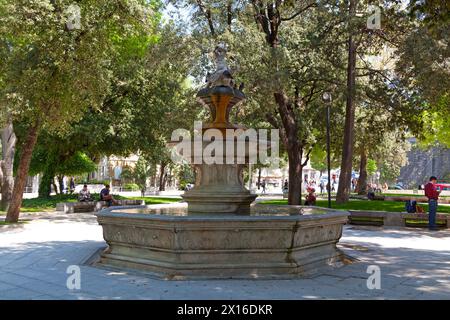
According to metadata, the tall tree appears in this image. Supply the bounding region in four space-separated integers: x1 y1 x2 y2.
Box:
1 0 157 222
395 10 449 148
0 118 16 210
336 0 357 203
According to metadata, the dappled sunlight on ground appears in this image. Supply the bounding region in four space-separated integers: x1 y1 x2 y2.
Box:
342 225 450 251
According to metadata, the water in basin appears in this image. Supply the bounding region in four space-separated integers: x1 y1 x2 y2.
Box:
108 202 331 216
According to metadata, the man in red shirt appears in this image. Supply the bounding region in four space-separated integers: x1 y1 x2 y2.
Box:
424 176 441 231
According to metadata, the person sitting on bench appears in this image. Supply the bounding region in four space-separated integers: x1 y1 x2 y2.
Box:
78 184 93 202
304 187 317 206
100 184 119 207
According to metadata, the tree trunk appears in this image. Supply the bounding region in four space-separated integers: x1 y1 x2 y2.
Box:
1 120 16 212
0 162 3 192
158 162 166 191
38 166 55 198
167 166 172 188
227 1 232 31
163 173 168 190
5 122 40 223
58 175 64 194
357 148 368 195
287 150 303 205
274 91 304 205
336 0 357 204
52 179 58 195
257 167 262 190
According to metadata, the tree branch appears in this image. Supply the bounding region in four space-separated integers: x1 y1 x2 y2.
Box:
195 0 215 36
302 147 313 167
280 2 316 21
266 112 288 146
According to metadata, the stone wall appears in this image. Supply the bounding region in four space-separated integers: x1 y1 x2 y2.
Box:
399 140 450 188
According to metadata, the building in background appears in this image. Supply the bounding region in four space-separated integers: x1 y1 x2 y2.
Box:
22 154 344 194
88 155 139 186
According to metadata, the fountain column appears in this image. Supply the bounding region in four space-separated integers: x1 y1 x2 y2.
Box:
180 44 257 215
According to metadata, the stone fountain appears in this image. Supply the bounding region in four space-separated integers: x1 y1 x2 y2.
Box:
94 44 349 279
182 43 257 215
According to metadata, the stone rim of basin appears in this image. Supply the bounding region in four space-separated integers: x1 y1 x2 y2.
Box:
95 203 349 221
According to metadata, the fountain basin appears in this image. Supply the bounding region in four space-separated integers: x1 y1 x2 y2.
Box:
95 203 349 279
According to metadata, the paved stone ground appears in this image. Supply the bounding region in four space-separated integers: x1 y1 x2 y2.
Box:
0 212 449 300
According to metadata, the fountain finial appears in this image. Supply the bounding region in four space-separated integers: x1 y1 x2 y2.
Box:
197 43 245 130
214 42 228 70
206 43 234 88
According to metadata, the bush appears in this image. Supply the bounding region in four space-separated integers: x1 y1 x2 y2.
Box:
79 179 110 185
123 183 140 191
178 181 188 190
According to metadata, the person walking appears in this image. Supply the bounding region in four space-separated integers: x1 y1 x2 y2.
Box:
283 179 288 192
282 179 289 198
69 177 75 193
424 176 441 231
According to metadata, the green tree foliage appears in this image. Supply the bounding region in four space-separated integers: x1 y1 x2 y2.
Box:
420 109 450 147
396 3 450 147
366 159 377 177
408 0 450 30
120 156 156 196
310 145 329 175
1 0 159 222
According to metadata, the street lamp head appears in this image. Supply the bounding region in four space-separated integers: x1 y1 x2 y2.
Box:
322 92 332 103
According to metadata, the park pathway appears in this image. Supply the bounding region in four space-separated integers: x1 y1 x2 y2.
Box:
0 212 449 299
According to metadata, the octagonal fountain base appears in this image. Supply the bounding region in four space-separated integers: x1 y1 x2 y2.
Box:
94 203 349 280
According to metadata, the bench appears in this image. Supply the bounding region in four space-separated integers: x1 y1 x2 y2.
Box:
349 194 385 201
56 200 145 213
348 210 450 228
401 212 449 228
348 210 394 226
383 196 450 204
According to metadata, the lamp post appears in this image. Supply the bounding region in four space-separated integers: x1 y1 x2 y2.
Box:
322 92 332 208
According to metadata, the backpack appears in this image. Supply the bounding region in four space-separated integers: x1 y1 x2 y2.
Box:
405 200 417 213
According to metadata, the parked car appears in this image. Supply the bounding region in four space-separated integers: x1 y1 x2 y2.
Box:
394 182 404 190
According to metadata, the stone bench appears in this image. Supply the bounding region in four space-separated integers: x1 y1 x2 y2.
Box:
348 210 390 226
383 196 450 204
56 200 145 213
401 212 449 228
350 195 385 201
348 210 450 228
